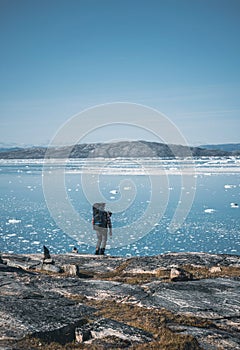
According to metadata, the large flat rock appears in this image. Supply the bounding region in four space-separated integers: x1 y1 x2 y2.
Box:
0 270 95 342
123 252 240 273
143 277 240 318
1 252 240 349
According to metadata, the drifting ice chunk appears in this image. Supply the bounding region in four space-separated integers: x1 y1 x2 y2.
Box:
224 184 236 189
230 203 239 208
8 219 21 224
204 209 216 213
110 189 118 194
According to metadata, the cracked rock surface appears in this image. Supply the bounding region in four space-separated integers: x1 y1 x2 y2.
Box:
0 252 240 349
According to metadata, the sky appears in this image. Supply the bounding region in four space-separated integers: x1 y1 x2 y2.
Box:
0 0 240 146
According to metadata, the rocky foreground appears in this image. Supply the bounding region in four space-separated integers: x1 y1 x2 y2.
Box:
0 252 240 350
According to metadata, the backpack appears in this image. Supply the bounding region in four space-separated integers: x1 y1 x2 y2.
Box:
100 211 108 228
92 203 108 229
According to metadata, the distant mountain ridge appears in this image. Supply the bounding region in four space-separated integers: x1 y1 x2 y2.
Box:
0 141 239 159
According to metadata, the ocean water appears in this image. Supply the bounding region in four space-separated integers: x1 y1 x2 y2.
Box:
0 157 239 256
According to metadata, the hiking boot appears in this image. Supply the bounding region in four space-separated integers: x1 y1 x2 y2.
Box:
100 248 105 255
95 248 99 255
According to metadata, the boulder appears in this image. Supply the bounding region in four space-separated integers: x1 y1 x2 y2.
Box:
209 266 222 273
75 328 92 343
42 258 54 264
62 264 79 276
41 263 62 273
75 318 153 344
170 267 193 281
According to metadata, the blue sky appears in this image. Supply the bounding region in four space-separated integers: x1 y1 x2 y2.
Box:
0 0 239 146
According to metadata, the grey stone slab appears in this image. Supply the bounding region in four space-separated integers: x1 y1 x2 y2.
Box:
143 278 240 319
0 293 95 340
1 254 42 270
37 277 147 303
168 324 240 350
124 252 240 273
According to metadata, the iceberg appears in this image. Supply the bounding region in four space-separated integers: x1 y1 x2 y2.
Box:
230 203 239 208
8 219 21 224
204 209 216 214
110 189 118 194
224 184 236 189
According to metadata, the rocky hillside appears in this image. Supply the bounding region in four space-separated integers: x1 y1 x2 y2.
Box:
0 141 239 159
1 251 240 349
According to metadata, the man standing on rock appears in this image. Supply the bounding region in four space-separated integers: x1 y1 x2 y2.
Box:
92 203 112 255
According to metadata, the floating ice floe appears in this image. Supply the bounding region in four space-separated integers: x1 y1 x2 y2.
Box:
230 203 239 208
204 209 216 213
8 219 21 224
224 184 236 189
110 189 118 194
32 241 40 245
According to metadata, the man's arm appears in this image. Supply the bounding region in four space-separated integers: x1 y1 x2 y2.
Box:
107 213 112 236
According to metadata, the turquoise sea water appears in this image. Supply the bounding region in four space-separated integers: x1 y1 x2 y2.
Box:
0 158 239 256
